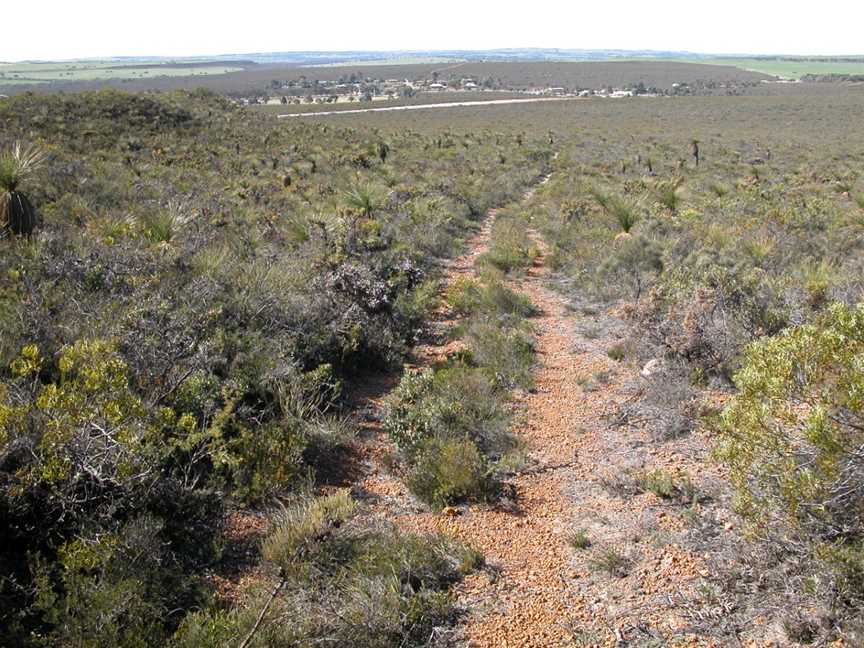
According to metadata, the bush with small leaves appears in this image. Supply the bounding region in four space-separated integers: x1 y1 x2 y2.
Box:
407 437 498 508
717 302 864 609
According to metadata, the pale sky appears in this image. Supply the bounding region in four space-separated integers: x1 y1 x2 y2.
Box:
6 0 863 61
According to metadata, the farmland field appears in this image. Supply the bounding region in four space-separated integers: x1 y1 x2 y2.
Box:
2 64 864 648
642 56 864 79
0 60 245 85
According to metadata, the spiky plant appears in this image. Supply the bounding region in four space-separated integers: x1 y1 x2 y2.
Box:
344 186 380 219
656 177 685 213
589 187 638 233
0 142 45 237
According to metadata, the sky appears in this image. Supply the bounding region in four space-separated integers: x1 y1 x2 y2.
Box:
5 0 864 61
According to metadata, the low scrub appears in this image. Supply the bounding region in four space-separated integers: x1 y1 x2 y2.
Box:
717 302 864 618
446 275 536 321
384 366 512 459
407 437 499 508
478 215 538 273
176 491 478 647
463 319 535 389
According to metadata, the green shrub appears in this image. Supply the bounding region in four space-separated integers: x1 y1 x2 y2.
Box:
446 275 535 321
597 234 663 300
262 490 357 574
634 469 697 503
607 342 627 361
478 216 537 273
717 302 864 606
407 437 498 507
568 529 592 549
384 367 511 458
383 368 438 454
464 319 535 389
175 492 477 648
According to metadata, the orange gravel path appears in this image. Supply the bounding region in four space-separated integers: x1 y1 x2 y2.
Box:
357 182 737 647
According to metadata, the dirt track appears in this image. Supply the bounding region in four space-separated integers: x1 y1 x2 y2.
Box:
277 97 576 118
355 180 734 647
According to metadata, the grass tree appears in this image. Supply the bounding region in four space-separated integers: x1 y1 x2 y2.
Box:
377 140 390 163
0 142 45 237
590 186 639 233
344 186 381 219
656 177 685 213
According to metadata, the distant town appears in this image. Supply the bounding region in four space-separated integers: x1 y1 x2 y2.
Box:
237 72 756 106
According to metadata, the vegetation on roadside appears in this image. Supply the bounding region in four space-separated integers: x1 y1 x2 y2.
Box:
174 491 481 647
0 88 551 647
717 302 864 620
384 244 538 508
520 84 864 642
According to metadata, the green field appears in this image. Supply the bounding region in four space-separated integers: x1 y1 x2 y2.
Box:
680 57 864 79
0 61 243 85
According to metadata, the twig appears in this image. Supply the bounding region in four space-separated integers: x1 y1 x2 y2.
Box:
238 577 286 648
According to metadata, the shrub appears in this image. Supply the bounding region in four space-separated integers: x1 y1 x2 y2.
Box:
634 469 697 503
478 216 537 273
446 275 535 321
717 302 864 607
176 492 478 647
463 318 535 389
384 367 511 458
262 490 357 574
2 340 149 497
383 368 438 454
0 341 222 646
407 437 498 507
607 342 627 361
598 234 662 300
